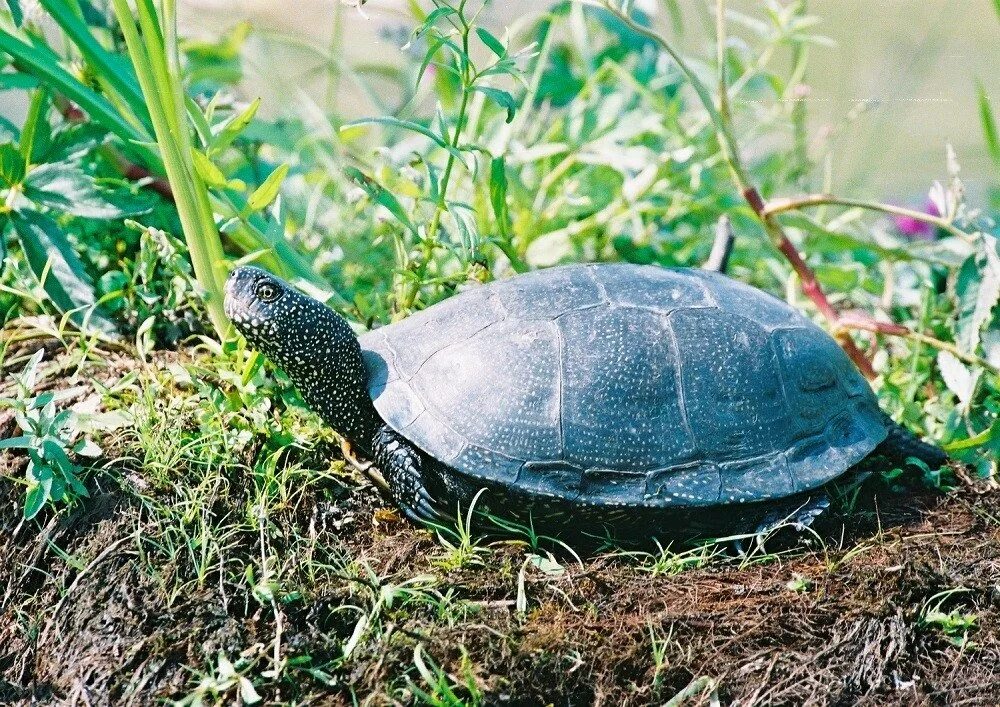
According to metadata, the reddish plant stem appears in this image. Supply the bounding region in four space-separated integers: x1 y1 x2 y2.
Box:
838 313 910 337
116 158 174 201
743 186 877 378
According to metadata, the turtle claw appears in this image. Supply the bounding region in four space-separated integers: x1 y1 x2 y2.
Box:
340 439 372 472
730 495 831 556
403 485 448 526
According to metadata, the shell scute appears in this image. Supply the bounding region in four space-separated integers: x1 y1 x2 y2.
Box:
410 318 562 468
644 462 722 507
670 308 789 460
596 264 716 313
559 305 696 470
719 453 795 503
516 461 583 500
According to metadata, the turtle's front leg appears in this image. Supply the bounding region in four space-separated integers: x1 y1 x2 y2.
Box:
371 425 443 524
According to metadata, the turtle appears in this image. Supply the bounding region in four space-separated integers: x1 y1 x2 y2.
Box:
223 263 946 541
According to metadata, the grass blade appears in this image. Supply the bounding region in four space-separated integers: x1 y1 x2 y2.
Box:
342 116 465 162
110 0 229 337
37 0 151 131
977 80 1000 172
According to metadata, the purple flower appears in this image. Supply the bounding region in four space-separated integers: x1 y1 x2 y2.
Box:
893 201 940 240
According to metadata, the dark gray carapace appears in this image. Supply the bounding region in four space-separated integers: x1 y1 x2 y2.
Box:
225 263 946 538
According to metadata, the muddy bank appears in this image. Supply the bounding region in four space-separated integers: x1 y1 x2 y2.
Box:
2 446 999 706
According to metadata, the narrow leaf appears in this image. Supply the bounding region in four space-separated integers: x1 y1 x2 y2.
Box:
247 163 288 211
0 435 31 449
978 80 1000 171
0 72 39 90
0 30 157 166
476 27 506 58
473 86 517 122
9 210 117 333
37 0 150 130
0 142 25 185
489 155 510 236
192 149 227 187
24 482 47 520
417 6 456 35
5 0 22 25
341 117 464 161
211 98 260 154
344 166 417 235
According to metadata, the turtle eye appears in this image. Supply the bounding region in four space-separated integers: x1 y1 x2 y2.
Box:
256 281 281 303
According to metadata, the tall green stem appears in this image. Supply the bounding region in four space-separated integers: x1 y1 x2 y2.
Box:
400 1 472 311
110 0 229 338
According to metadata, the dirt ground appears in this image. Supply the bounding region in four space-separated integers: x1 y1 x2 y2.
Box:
1 353 999 706
2 453 999 706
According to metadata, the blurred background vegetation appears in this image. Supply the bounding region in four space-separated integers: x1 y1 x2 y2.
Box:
172 0 1000 198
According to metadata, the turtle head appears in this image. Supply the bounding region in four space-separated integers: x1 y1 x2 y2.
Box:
224 266 303 353
225 266 380 448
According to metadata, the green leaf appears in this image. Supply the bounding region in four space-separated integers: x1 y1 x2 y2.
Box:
0 30 157 167
24 161 152 219
954 240 1000 354
192 149 227 187
21 87 50 164
67 473 89 498
6 0 23 26
9 210 117 334
344 166 417 236
417 35 447 87
210 97 260 154
417 6 456 35
937 350 978 409
0 142 25 186
23 481 47 520
42 439 76 473
0 435 31 449
247 163 288 211
0 72 39 90
489 155 510 237
476 27 506 58
473 86 516 123
37 0 150 131
978 80 1000 172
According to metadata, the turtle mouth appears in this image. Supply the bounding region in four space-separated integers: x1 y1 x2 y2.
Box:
223 274 244 323
224 267 262 325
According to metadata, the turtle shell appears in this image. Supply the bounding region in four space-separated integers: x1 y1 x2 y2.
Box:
359 264 888 507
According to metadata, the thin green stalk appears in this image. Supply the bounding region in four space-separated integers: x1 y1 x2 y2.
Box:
789 1 809 185
499 8 557 151
110 0 229 337
763 195 972 241
400 0 473 311
715 0 729 124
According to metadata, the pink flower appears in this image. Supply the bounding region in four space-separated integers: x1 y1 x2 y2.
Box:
893 201 940 240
